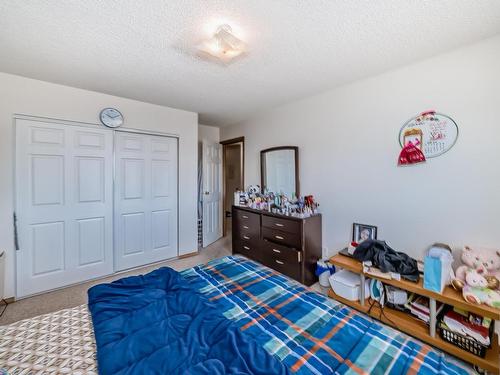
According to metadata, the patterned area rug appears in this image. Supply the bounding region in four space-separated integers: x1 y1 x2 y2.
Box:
0 304 97 375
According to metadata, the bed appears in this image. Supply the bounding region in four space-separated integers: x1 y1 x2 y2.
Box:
0 255 474 374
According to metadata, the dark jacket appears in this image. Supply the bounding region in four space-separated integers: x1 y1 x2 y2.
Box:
353 240 419 282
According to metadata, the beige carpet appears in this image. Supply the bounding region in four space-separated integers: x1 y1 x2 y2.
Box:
0 236 232 326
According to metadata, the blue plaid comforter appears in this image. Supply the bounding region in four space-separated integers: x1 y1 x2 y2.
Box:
181 256 473 375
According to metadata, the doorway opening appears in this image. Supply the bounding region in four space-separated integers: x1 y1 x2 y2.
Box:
220 137 244 236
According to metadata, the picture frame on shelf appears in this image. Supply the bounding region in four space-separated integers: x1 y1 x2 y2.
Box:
352 223 378 243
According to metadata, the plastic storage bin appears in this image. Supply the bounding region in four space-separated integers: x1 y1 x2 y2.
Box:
329 269 370 301
437 307 493 358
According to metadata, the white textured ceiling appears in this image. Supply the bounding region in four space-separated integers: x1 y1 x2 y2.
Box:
1 1 500 126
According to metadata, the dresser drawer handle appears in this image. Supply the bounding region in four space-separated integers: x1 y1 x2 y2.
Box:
272 249 281 254
243 225 249 229
242 215 249 219
275 223 284 227
275 260 284 265
243 245 250 250
275 235 285 240
243 235 250 240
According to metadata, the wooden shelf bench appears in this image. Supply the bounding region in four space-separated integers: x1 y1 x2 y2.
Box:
328 254 499 373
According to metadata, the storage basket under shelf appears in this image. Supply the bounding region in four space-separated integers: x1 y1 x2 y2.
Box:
437 308 494 358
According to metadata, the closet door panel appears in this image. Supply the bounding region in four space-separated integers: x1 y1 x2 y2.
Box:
70 127 114 278
151 209 171 250
31 221 65 276
114 132 178 271
123 212 146 255
16 119 113 297
77 217 105 266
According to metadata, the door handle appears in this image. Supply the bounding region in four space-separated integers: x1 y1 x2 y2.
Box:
13 212 19 251
242 215 248 219
275 260 284 265
204 191 210 195
272 249 281 254
275 235 284 240
243 235 250 240
243 246 250 250
243 225 249 229
275 223 284 227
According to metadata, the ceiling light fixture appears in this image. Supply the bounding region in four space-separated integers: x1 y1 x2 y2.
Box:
198 24 246 62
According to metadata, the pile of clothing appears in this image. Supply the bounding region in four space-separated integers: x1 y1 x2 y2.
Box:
353 240 420 282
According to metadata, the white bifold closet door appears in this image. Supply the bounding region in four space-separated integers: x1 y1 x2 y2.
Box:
15 119 114 297
114 132 178 271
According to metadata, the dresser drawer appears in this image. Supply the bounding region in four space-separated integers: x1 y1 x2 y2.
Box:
262 215 301 234
262 240 301 264
263 251 301 281
233 208 261 242
233 240 260 260
234 209 260 228
262 227 301 248
236 231 259 244
233 219 260 240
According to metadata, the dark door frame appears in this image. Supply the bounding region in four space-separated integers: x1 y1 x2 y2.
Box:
220 136 245 236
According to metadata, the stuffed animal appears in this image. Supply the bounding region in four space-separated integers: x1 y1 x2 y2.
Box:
452 249 500 308
465 269 488 288
479 247 500 283
461 269 493 306
452 246 500 290
484 288 500 308
462 283 500 308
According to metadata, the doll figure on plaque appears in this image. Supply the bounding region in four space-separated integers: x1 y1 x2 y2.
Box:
402 128 423 149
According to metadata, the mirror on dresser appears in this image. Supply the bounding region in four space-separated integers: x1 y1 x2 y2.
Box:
260 146 299 198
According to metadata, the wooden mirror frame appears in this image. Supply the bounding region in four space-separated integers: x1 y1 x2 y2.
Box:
260 146 299 197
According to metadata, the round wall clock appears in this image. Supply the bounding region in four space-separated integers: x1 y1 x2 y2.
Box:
399 111 458 158
99 108 124 128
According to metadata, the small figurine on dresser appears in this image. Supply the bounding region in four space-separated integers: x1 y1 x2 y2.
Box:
451 246 500 308
236 186 319 218
247 184 260 196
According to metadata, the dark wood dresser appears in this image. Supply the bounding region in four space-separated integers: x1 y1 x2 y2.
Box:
232 206 322 286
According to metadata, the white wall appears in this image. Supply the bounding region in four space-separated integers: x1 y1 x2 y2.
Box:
0 72 198 298
199 124 220 142
221 35 500 260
